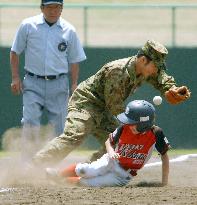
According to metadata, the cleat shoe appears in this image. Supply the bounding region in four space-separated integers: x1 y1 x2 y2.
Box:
45 167 62 182
66 176 80 184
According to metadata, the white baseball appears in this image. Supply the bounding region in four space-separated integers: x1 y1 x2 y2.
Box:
153 96 162 105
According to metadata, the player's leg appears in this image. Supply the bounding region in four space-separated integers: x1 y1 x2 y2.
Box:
46 172 130 187
45 153 111 181
46 154 113 184
21 75 44 161
32 109 94 166
79 159 132 187
21 124 41 161
59 164 78 177
45 75 69 137
75 154 112 178
79 172 130 187
45 163 79 183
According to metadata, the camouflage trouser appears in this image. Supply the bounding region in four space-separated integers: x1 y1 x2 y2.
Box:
33 108 118 166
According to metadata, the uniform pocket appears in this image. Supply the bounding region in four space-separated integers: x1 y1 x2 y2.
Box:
23 74 33 91
57 40 69 58
67 110 91 121
59 75 69 94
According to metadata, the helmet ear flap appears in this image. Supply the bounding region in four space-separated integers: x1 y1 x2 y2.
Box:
136 122 153 133
136 113 155 133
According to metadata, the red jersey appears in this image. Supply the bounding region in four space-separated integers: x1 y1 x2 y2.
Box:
110 125 170 171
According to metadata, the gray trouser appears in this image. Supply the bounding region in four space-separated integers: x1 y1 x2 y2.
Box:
21 73 69 160
22 73 69 136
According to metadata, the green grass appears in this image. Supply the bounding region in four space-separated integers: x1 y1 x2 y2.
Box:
0 151 11 158
151 149 197 157
167 149 197 156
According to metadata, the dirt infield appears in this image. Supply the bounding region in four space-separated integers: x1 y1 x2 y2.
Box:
0 154 197 205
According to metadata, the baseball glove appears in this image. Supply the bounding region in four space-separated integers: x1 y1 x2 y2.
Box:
164 86 191 105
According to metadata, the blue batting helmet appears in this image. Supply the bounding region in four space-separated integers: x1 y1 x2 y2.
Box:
117 100 155 133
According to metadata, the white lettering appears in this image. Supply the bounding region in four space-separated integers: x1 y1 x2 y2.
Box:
140 116 149 122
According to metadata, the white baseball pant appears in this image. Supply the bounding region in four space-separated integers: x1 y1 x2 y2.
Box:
75 154 133 187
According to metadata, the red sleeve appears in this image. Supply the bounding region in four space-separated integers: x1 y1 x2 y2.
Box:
152 126 171 155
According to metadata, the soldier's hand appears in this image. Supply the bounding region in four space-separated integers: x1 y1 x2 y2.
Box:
164 86 191 105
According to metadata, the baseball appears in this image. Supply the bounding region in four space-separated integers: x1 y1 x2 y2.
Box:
153 96 162 105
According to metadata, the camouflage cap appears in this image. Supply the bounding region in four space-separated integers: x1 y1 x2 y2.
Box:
139 40 168 70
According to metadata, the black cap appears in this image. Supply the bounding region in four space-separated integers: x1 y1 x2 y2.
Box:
42 0 63 5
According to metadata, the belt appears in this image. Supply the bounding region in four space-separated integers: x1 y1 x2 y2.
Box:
26 71 66 80
128 169 137 177
120 164 137 176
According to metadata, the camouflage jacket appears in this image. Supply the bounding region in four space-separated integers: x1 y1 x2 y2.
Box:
68 56 176 115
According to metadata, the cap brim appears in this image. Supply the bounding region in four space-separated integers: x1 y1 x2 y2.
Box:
117 113 138 125
43 2 63 5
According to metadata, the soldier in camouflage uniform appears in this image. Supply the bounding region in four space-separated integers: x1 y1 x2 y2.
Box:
32 40 190 166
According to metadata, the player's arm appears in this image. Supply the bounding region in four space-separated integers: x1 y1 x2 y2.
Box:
10 51 22 95
67 30 86 94
10 21 28 95
70 63 79 93
161 152 169 186
152 125 170 186
105 137 120 159
105 126 123 159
